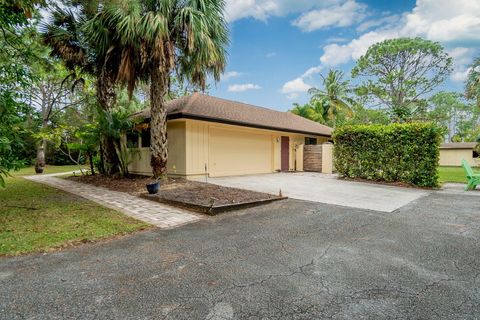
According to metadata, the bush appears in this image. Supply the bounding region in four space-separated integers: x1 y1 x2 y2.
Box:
333 123 442 187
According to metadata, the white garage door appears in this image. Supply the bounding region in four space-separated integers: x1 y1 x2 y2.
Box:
209 127 273 177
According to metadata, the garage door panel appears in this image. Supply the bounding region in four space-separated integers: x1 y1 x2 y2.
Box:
209 127 272 177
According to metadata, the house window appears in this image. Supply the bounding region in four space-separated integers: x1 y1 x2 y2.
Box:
305 137 317 145
474 150 479 158
141 129 151 148
126 131 139 148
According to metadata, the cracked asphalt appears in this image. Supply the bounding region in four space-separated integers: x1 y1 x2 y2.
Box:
1 192 479 319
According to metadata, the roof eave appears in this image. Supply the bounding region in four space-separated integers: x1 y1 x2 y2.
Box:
167 113 332 137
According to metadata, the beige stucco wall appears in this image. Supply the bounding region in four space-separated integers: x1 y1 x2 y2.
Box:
128 118 329 177
128 121 186 176
295 144 304 171
321 143 334 174
439 148 479 167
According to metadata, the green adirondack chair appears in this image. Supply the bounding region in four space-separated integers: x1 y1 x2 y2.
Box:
461 159 480 191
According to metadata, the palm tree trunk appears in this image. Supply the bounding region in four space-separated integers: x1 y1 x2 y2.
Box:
88 152 95 175
96 73 119 175
150 67 169 178
100 135 118 175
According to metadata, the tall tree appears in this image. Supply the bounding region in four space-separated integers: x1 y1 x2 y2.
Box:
290 103 316 120
28 59 86 172
0 0 44 185
427 92 467 142
352 37 453 122
89 0 229 178
466 57 480 108
308 70 353 126
42 1 123 174
290 70 353 127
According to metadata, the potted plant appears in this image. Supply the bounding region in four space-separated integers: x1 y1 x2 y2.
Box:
146 177 160 194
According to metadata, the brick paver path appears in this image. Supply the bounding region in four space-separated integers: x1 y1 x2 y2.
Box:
24 174 202 228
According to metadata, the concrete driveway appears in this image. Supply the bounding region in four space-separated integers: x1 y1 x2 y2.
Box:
204 172 429 212
1 192 479 319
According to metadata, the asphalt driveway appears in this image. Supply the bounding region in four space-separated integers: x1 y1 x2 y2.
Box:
203 172 429 212
1 192 479 319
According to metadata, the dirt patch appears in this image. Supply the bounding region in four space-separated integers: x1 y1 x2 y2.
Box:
68 174 284 214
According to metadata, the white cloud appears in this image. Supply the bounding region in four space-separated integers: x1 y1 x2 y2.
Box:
321 30 396 66
400 0 480 42
449 47 475 66
222 71 243 81
448 47 476 82
224 0 341 23
320 43 354 66
451 68 471 82
266 52 277 58
301 66 323 78
293 1 367 32
281 78 311 95
319 0 480 67
285 93 300 100
280 64 323 99
228 83 261 92
325 37 349 43
356 14 400 32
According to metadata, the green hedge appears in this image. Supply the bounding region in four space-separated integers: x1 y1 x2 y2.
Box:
333 123 442 187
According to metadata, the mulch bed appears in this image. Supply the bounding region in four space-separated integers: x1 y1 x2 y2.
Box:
68 174 285 214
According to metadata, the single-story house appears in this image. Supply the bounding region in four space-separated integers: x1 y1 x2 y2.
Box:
127 93 332 178
439 142 479 167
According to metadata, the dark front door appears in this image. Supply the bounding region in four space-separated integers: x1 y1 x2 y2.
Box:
281 136 289 171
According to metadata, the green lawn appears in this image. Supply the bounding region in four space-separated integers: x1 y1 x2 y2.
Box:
0 166 150 256
438 166 468 184
11 165 87 176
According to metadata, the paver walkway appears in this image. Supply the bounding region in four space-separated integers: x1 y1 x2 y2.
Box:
24 174 201 228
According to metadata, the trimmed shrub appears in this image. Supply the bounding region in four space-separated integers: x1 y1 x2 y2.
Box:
333 123 442 187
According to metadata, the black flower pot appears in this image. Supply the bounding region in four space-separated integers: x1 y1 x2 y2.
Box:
146 181 160 194
35 166 44 174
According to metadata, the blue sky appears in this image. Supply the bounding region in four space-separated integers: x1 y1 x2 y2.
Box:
208 0 480 111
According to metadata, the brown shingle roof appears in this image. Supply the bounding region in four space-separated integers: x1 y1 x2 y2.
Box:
132 93 332 136
440 142 478 149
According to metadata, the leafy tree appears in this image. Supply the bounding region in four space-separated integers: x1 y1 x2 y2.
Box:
352 38 453 122
0 90 33 187
96 108 139 177
452 106 480 142
88 0 229 178
43 1 123 174
466 57 480 108
0 0 44 26
27 57 87 172
66 124 98 175
290 100 333 125
290 103 316 120
344 104 390 125
426 92 468 142
0 0 43 185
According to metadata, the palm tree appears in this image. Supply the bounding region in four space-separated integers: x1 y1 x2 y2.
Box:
308 70 353 125
89 0 228 178
290 103 314 119
290 101 331 124
42 1 123 174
